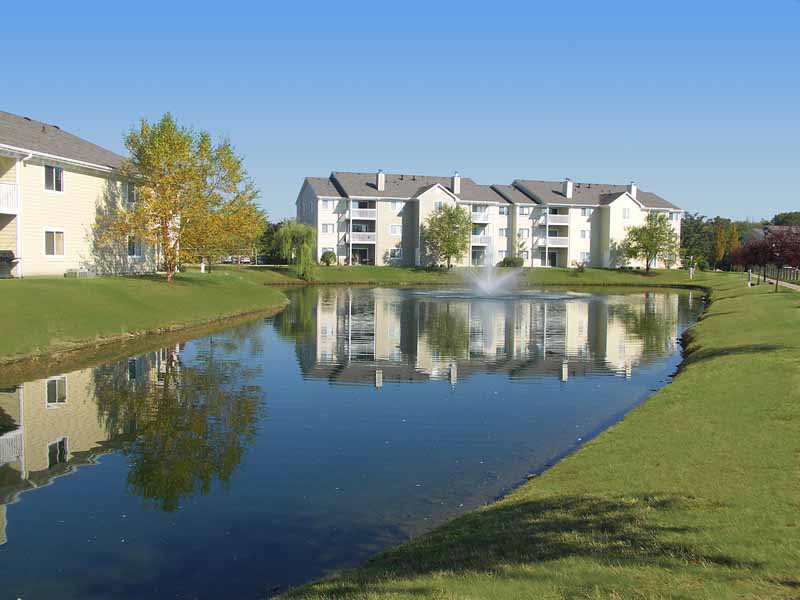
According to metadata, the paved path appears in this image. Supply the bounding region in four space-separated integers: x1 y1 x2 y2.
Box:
764 277 800 292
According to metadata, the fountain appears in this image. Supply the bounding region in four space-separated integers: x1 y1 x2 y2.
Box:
463 242 521 296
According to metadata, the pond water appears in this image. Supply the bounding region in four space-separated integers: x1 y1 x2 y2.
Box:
0 286 703 599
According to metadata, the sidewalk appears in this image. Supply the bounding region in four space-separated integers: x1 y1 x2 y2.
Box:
764 277 800 292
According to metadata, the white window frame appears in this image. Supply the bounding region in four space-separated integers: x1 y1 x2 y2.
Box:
389 224 402 236
580 230 589 239
44 228 66 258
519 206 530 215
520 250 529 259
498 228 508 237
46 436 69 468
44 164 65 193
580 251 591 262
434 201 444 211
321 223 335 234
389 247 403 259
125 181 137 206
499 206 509 215
498 250 507 259
391 200 405 212
45 376 68 407
518 228 530 238
321 199 335 210
623 207 631 219
581 207 593 217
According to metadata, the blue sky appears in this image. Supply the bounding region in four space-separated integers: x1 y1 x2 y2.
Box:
5 0 799 221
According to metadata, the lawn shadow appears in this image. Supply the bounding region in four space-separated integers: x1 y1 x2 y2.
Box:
287 493 760 598
683 343 786 367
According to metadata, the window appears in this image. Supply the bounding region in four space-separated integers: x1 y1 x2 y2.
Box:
128 358 139 382
321 223 335 234
498 228 508 237
623 207 631 219
540 250 547 264
580 252 591 262
498 250 507 259
390 224 402 236
520 250 529 259
580 230 589 239
434 201 444 211
549 207 560 215
472 204 486 213
44 165 64 192
519 206 530 215
670 212 680 222
322 246 335 254
127 236 143 257
321 199 335 210
46 377 67 405
125 182 137 205
45 230 65 257
392 201 405 212
48 438 68 468
389 247 403 259
499 206 509 215
518 228 530 238
581 207 593 217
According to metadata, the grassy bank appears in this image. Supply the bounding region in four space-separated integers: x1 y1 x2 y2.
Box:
0 269 288 363
284 273 800 599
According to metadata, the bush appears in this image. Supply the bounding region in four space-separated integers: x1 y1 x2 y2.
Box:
499 256 524 268
320 250 337 266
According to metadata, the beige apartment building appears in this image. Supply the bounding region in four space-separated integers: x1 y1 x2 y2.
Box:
296 171 682 268
0 111 155 277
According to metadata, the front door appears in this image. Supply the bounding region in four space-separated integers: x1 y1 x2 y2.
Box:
548 251 558 267
351 247 369 265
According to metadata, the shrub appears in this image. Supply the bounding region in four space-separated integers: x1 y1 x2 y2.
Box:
320 250 337 266
499 256 524 268
572 260 587 272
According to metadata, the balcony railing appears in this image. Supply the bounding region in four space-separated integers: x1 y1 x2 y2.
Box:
349 208 377 219
547 214 569 225
547 236 569 247
471 235 492 246
347 232 376 243
0 183 18 214
471 211 490 223
0 429 23 466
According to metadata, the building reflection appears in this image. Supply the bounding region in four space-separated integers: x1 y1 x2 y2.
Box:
0 333 262 544
278 287 691 386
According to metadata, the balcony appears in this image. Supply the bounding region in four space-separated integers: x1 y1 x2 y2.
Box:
471 235 492 246
349 208 377 219
547 214 569 225
347 232 376 243
471 211 490 223
547 236 569 247
0 183 18 214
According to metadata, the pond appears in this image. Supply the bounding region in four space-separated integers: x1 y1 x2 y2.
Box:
0 286 703 599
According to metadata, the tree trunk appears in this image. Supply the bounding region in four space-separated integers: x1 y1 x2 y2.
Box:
775 267 780 292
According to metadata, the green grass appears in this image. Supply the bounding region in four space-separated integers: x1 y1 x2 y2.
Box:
0 269 288 362
283 273 800 600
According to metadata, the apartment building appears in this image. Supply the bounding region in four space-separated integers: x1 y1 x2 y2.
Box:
0 111 156 277
296 171 683 268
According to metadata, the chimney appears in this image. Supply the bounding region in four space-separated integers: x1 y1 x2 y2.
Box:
628 181 637 200
452 171 461 195
563 178 573 199
376 169 385 192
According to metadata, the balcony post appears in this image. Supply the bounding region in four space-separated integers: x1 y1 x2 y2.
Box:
15 158 22 277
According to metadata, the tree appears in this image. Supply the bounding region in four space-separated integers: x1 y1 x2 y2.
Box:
619 213 680 273
320 250 337 266
424 204 471 268
680 213 712 270
711 218 731 270
100 113 264 281
766 230 800 292
275 220 316 280
772 212 800 226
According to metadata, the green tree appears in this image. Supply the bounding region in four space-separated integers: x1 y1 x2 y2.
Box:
424 204 471 268
712 218 730 270
772 212 800 226
276 220 316 280
99 113 264 281
679 213 711 270
619 213 680 273
422 302 470 359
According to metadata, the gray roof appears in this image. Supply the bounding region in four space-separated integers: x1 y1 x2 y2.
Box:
0 111 124 170
305 176 344 198
491 184 537 205
514 179 679 210
329 171 509 203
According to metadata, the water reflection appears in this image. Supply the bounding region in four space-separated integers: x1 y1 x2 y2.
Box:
0 330 263 543
274 287 693 385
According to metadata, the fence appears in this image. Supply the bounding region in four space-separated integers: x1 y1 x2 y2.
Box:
750 264 800 283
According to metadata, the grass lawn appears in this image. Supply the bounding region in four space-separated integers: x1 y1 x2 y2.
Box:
283 272 800 599
0 269 288 362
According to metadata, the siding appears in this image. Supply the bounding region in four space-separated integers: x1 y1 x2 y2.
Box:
0 157 15 183
19 159 156 276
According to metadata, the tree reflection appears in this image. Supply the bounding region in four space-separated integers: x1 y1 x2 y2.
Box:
93 340 263 511
421 302 470 360
609 294 678 357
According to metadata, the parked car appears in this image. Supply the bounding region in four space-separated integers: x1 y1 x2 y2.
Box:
239 256 252 264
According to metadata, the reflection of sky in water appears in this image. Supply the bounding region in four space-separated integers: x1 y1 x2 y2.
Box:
0 287 702 599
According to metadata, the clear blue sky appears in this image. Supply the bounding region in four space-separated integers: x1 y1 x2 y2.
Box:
6 0 799 221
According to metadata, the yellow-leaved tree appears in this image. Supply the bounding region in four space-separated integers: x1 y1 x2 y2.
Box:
104 113 265 281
